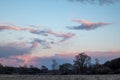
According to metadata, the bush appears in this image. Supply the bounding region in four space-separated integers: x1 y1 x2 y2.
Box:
95 67 112 74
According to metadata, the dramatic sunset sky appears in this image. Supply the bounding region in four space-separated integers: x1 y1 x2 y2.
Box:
0 0 120 68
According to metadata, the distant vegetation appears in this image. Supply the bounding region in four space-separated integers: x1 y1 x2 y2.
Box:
0 53 120 75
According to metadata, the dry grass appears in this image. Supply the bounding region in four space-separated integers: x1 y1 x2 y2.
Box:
0 75 120 80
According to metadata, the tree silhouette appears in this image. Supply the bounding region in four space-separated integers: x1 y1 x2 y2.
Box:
0 54 120 74
74 52 91 74
51 59 58 70
40 65 48 73
104 57 120 74
51 59 59 74
59 63 74 74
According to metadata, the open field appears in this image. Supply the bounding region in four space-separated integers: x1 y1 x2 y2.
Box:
0 75 120 80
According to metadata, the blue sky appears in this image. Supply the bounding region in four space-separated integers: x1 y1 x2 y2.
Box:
0 0 120 67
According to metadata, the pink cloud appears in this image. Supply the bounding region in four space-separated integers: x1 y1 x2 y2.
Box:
72 18 110 26
32 38 52 49
110 49 120 53
12 54 38 65
0 25 35 32
0 25 21 31
30 30 75 48
47 30 75 42
31 42 39 48
29 29 75 44
67 18 111 30
0 51 120 68
55 51 79 58
0 24 75 44
0 58 20 66
84 51 120 62
54 51 120 63
59 32 75 42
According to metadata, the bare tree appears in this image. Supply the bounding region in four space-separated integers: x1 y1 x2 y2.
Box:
51 59 59 74
51 59 58 70
74 52 91 73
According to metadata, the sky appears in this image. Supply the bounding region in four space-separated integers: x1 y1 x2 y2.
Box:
0 0 120 68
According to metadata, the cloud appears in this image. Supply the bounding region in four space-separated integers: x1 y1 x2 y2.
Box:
0 54 39 67
31 38 52 49
0 24 49 37
51 51 120 64
27 28 75 43
68 0 119 5
0 42 32 58
11 54 39 65
0 24 75 43
30 30 75 44
59 33 75 42
0 24 34 31
0 58 22 67
110 49 120 53
31 42 39 48
29 29 49 36
0 52 74 68
54 51 79 59
1 51 120 68
47 30 75 42
0 24 75 50
0 25 21 31
67 18 111 30
29 29 75 43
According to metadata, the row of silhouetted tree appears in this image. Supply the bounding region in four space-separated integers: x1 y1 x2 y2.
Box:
0 53 120 75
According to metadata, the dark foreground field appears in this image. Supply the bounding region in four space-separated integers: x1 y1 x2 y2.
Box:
0 75 120 80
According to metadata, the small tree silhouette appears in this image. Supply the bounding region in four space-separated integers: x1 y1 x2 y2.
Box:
59 63 73 74
51 59 59 74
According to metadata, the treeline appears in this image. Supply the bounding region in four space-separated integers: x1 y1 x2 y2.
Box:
0 65 48 75
0 53 120 75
